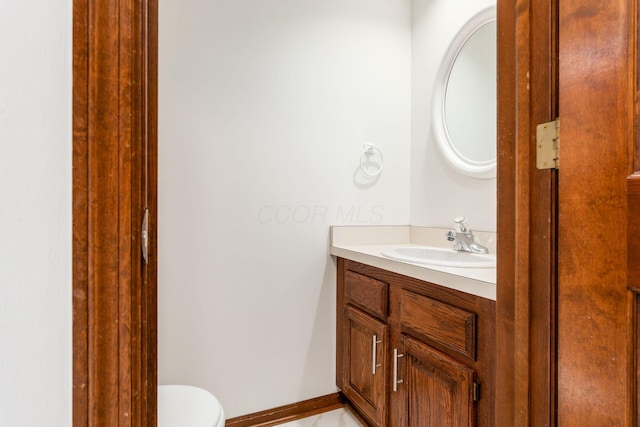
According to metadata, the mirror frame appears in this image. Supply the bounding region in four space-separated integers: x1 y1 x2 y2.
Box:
432 6 497 179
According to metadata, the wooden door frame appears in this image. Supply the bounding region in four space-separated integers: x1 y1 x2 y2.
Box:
72 0 158 425
498 0 639 425
496 0 558 425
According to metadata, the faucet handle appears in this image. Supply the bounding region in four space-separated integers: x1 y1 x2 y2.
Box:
454 216 468 233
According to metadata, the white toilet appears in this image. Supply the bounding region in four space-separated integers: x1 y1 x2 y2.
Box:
158 385 225 427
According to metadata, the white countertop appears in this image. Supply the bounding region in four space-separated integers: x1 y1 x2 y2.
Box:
329 225 496 301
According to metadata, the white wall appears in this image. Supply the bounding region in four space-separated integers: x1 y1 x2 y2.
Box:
0 2 72 426
411 0 497 232
158 0 411 418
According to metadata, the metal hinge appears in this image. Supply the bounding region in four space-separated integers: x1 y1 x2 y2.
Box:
536 118 559 169
141 208 149 265
472 380 481 402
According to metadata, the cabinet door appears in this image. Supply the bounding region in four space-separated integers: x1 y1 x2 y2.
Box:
342 305 389 426
397 335 476 427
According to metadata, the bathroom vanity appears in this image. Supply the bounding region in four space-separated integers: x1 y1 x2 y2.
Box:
331 226 496 426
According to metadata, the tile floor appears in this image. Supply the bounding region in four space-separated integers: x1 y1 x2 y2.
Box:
276 408 364 427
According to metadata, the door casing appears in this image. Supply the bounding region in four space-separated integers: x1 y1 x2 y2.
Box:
495 0 559 424
497 0 638 425
72 0 158 425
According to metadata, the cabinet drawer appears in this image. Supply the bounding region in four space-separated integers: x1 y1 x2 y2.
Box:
400 290 476 361
345 270 388 319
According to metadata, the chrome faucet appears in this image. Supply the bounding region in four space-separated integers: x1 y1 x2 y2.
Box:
446 217 489 254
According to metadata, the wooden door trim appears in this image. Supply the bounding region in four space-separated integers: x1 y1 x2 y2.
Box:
630 176 640 425
226 393 346 427
496 0 558 425
528 0 559 425
72 0 158 425
556 0 633 424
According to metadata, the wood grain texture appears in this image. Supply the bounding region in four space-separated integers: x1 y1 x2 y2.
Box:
225 393 345 427
72 0 90 424
73 0 157 425
557 0 633 424
343 306 389 426
403 336 475 427
87 1 121 423
496 0 559 425
629 291 640 427
635 293 640 426
400 291 476 361
345 270 389 320
141 0 159 424
336 258 347 391
632 177 640 425
528 1 559 426
629 175 640 291
338 260 495 427
494 0 518 421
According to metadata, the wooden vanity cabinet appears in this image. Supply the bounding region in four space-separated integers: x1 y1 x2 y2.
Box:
336 258 495 427
395 335 476 426
342 305 389 426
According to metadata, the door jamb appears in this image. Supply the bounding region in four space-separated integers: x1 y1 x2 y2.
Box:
496 0 558 424
72 1 158 425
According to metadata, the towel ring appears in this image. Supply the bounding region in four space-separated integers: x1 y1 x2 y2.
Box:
360 144 384 178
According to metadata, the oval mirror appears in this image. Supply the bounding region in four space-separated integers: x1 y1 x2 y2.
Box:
432 7 496 179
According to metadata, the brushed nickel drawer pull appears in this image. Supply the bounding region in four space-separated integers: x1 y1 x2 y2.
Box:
372 335 382 374
393 348 405 392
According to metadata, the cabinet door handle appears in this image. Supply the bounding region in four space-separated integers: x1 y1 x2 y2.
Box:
393 348 405 392
372 335 382 374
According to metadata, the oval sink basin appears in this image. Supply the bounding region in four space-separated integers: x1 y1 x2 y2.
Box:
381 246 496 268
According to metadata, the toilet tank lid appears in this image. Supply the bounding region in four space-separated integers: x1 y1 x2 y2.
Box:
158 385 224 427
